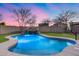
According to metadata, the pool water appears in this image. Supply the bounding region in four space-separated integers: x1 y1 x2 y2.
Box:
9 34 76 56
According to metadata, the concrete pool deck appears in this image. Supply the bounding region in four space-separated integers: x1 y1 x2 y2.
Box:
57 41 79 56
0 34 79 56
0 36 23 56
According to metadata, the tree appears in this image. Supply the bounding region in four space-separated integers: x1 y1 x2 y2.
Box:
53 19 61 27
12 8 32 32
26 15 38 33
54 10 76 32
27 15 36 27
42 18 51 25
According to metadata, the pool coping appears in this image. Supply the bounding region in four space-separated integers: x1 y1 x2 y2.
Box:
40 34 76 41
0 34 79 56
40 34 79 56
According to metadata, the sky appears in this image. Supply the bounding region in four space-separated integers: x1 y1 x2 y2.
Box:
0 3 79 26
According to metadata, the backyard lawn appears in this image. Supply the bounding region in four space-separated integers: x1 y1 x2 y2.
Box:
0 33 18 43
42 32 79 39
0 32 79 43
0 34 8 43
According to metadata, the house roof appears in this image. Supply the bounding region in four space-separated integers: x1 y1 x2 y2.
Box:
0 22 5 25
70 22 79 25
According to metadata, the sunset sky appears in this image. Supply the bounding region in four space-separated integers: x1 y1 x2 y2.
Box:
0 3 79 26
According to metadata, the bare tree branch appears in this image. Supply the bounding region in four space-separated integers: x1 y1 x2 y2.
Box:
12 8 32 32
42 18 51 25
54 10 77 32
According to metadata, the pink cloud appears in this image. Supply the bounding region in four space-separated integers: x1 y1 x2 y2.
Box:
31 6 49 23
1 4 49 26
3 13 19 26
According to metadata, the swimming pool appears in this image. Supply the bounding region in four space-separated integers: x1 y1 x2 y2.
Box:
9 34 76 56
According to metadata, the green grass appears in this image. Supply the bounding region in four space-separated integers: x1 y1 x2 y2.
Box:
0 33 18 43
41 32 79 39
0 32 79 43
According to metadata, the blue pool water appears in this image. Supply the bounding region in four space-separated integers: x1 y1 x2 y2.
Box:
9 34 76 56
